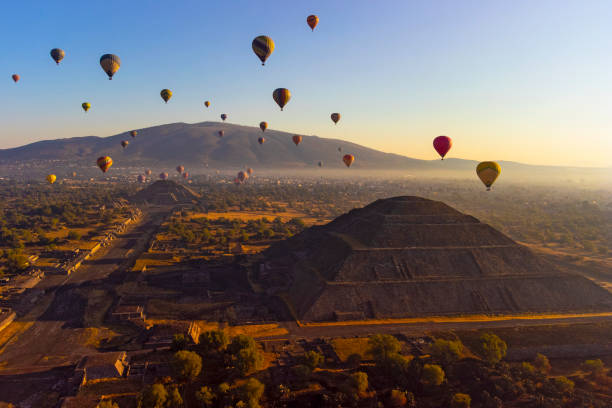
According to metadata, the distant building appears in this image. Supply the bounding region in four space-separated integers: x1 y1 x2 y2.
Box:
76 351 128 384
111 305 145 321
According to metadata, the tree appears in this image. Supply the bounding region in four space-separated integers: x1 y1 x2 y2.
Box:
302 350 324 371
228 334 257 355
171 334 187 351
350 371 368 394
533 353 551 375
420 364 445 386
552 376 574 395
195 386 215 407
199 330 229 354
96 401 119 408
388 389 407 407
234 347 263 375
583 359 606 380
430 338 464 366
451 393 471 408
478 333 507 365
166 386 183 408
139 383 168 408
5 250 28 273
368 334 401 361
239 378 265 408
172 350 202 382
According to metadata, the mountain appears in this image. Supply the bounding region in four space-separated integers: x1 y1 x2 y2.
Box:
262 196 612 322
0 122 609 182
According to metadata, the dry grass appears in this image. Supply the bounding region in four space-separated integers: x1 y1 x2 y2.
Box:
331 337 373 362
225 323 288 338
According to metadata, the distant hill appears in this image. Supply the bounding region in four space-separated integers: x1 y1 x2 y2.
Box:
0 122 609 182
263 196 612 322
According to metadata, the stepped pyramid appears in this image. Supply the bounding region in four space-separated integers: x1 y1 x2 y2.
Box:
264 196 612 321
130 180 200 206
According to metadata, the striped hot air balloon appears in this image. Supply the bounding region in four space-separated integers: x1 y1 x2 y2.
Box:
273 88 291 111
50 48 65 65
252 35 275 65
160 89 172 103
99 54 120 79
97 156 113 173
204 100 210 108
82 102 91 112
343 154 355 168
258 136 265 145
292 135 302 146
307 15 319 31
476 161 501 191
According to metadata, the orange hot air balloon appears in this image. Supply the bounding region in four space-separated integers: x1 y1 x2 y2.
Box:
342 154 355 168
433 136 452 160
159 172 169 180
12 74 19 83
176 165 184 174
183 172 189 179
145 169 152 176
246 168 253 175
218 130 224 138
237 170 248 182
258 136 265 145
121 140 129 149
97 156 113 173
221 113 227 121
204 100 210 108
331 113 341 124
259 121 268 132
273 88 291 110
130 130 137 138
307 15 319 31
292 135 302 146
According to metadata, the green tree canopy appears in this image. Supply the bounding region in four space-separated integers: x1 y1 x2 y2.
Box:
478 333 507 365
420 364 445 386
139 383 167 408
451 393 471 408
199 330 229 354
367 334 401 361
172 350 202 382
430 338 464 366
302 350 324 371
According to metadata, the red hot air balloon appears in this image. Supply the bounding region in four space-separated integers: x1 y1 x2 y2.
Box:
258 136 265 145
433 136 452 160
342 154 355 168
307 15 319 31
12 74 19 83
292 135 302 146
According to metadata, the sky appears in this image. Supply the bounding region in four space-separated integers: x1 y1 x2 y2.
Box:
1 0 611 167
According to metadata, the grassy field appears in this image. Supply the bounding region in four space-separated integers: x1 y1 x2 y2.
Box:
331 337 374 362
190 210 328 226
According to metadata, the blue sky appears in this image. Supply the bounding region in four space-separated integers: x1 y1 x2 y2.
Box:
1 0 611 167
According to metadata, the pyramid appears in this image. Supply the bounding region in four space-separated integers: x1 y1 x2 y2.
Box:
264 196 612 322
130 180 200 206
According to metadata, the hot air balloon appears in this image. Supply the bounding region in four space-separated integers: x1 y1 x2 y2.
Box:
259 121 268 132
307 15 319 31
176 165 184 174
292 135 302 146
237 170 249 182
99 54 120 79
273 88 291 111
343 154 355 168
130 130 137 138
121 140 129 149
433 136 452 160
476 161 501 191
218 130 225 138
221 113 227 121
82 102 91 112
204 100 210 108
318 161 323 167
137 174 146 183
252 35 275 65
183 172 189 179
258 137 265 145
246 168 253 175
97 156 113 173
50 48 65 65
159 172 169 180
72 172 77 177
160 89 172 103
145 169 152 176
11 74 19 83
331 113 341 124
46 174 57 184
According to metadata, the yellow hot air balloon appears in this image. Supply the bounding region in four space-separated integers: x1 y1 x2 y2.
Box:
82 102 91 112
273 88 291 111
160 89 172 103
204 100 210 108
99 54 120 80
97 156 113 173
252 35 275 65
46 174 57 184
476 161 501 191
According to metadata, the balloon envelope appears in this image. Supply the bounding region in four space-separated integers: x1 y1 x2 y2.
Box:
331 113 341 124
99 54 120 79
273 88 291 110
12 74 19 83
476 161 501 190
46 174 57 184
82 102 91 112
221 113 227 121
97 156 113 173
159 172 169 180
343 154 355 167
50 48 65 65
433 136 452 159
218 130 224 138
258 137 265 145
176 165 184 174
259 121 268 132
307 15 319 31
121 140 129 148
130 130 137 138
204 100 210 107
292 135 302 146
252 35 275 65
160 89 172 103
145 169 152 176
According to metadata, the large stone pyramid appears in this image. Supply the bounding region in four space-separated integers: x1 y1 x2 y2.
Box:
130 180 200 205
263 196 612 322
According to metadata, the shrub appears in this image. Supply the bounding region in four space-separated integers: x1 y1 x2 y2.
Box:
450 393 471 408
302 350 324 370
420 364 445 386
172 350 202 382
478 333 507 365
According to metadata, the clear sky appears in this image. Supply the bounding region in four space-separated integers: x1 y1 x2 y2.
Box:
1 0 610 167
